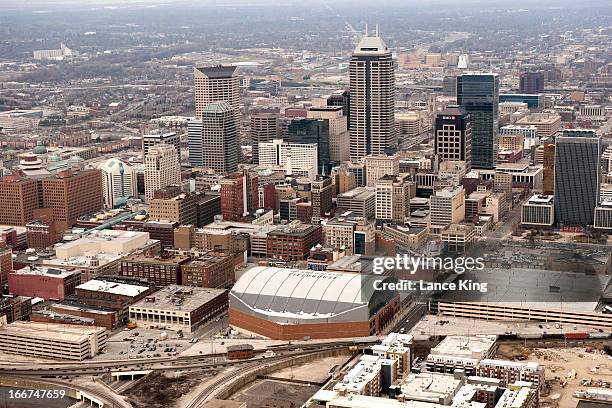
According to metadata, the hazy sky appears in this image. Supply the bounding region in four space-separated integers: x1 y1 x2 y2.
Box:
1 0 610 5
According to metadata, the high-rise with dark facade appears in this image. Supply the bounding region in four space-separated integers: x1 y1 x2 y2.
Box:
287 118 330 174
554 129 601 227
519 71 545 94
542 141 555 195
434 106 472 170
189 102 239 173
457 73 499 169
349 30 396 161
250 112 280 165
327 90 350 128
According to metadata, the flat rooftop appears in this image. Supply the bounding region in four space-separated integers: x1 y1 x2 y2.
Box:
495 162 530 172
337 187 375 199
439 268 610 311
43 252 123 268
10 266 77 279
410 316 603 341
0 225 27 235
442 224 475 234
311 391 470 408
198 220 278 235
400 372 462 403
0 321 104 343
32 310 96 325
123 254 189 265
434 186 463 198
53 230 155 259
131 286 227 312
430 335 498 359
184 253 233 268
385 224 426 235
52 301 116 316
516 113 560 124
526 194 554 204
77 279 151 298
334 355 393 394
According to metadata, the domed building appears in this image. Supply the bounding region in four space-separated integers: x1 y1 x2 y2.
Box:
229 266 399 340
33 141 48 155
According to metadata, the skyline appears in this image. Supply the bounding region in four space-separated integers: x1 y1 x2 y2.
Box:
0 2 610 407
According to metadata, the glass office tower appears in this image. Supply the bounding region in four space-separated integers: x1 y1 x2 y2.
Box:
457 73 499 169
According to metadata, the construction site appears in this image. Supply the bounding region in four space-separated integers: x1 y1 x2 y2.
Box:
497 342 612 408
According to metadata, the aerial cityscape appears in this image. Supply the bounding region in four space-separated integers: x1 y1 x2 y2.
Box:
0 0 611 407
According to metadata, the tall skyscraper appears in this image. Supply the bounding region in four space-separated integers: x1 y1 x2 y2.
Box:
188 102 239 173
194 65 240 125
250 112 280 165
457 73 499 169
144 144 181 201
519 71 545 94
434 106 472 169
41 169 103 232
99 158 138 209
349 28 396 161
142 131 181 160
0 176 38 226
554 129 601 227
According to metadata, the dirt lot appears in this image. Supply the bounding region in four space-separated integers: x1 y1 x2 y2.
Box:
270 354 351 384
497 343 612 408
126 370 219 408
230 379 320 408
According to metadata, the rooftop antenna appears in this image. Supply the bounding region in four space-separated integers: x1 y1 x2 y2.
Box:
365 23 368 36
375 24 379 37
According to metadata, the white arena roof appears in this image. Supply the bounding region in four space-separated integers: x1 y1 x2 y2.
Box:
230 266 393 324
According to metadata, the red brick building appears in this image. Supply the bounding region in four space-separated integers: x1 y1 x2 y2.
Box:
74 276 155 324
0 295 31 324
41 169 103 232
48 302 118 330
180 252 238 289
8 266 80 300
30 310 96 327
266 223 322 261
0 242 12 291
0 176 38 226
120 253 189 286
220 173 245 221
26 218 59 249
262 183 278 212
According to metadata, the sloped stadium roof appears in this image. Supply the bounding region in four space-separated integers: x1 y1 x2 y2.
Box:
231 266 388 320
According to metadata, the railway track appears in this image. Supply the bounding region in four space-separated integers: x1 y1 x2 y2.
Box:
0 340 376 376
